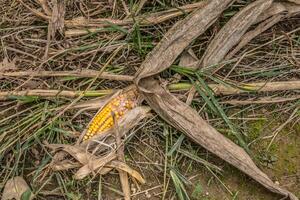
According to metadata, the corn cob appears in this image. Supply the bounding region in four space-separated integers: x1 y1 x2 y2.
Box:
83 88 139 141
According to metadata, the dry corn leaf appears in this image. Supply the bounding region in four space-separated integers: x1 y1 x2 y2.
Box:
287 0 300 4
107 161 146 184
227 1 300 58
226 13 284 59
74 155 146 184
48 144 96 165
255 2 300 21
134 0 297 199
283 1 300 16
75 106 151 179
51 159 81 171
179 49 199 69
2 176 32 200
200 0 273 68
255 2 287 23
48 106 150 181
135 0 234 80
74 151 117 179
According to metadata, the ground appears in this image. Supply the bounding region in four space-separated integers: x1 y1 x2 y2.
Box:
0 0 299 200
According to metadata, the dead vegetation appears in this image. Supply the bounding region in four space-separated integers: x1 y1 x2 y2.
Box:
0 0 300 200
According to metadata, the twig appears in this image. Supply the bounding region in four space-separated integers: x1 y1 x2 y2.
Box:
113 113 131 200
222 95 300 105
17 0 50 20
134 0 148 16
0 70 134 81
168 80 300 95
0 89 114 100
120 0 130 16
226 13 284 59
1 80 300 100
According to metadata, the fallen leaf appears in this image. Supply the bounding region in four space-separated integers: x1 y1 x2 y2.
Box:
287 0 300 4
227 13 284 59
108 161 146 184
179 49 199 69
48 106 151 180
74 151 116 179
200 0 273 67
134 0 298 199
2 176 32 200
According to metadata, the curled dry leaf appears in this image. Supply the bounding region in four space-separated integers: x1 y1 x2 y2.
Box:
286 0 300 4
179 49 199 70
135 0 234 80
74 151 117 180
51 159 81 171
283 1 300 16
255 2 287 23
256 2 300 22
228 1 300 58
200 0 273 68
134 0 298 199
226 13 284 59
2 176 32 200
108 161 146 184
48 144 97 165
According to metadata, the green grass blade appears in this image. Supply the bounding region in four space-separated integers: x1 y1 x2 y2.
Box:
195 73 250 154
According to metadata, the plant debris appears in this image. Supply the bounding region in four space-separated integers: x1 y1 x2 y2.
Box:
2 176 32 200
1 0 299 199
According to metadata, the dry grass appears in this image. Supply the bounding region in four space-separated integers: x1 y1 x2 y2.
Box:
0 0 299 199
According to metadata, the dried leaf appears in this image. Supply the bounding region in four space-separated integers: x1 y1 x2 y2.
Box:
2 176 32 200
47 144 97 165
139 79 298 200
135 0 234 80
283 1 300 16
51 159 81 171
134 0 297 199
74 152 117 179
0 57 17 72
254 1 300 29
179 49 199 69
108 161 146 184
255 2 287 23
226 14 284 59
49 106 150 180
200 0 273 68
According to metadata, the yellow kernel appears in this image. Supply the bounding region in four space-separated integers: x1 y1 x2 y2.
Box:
83 88 138 140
